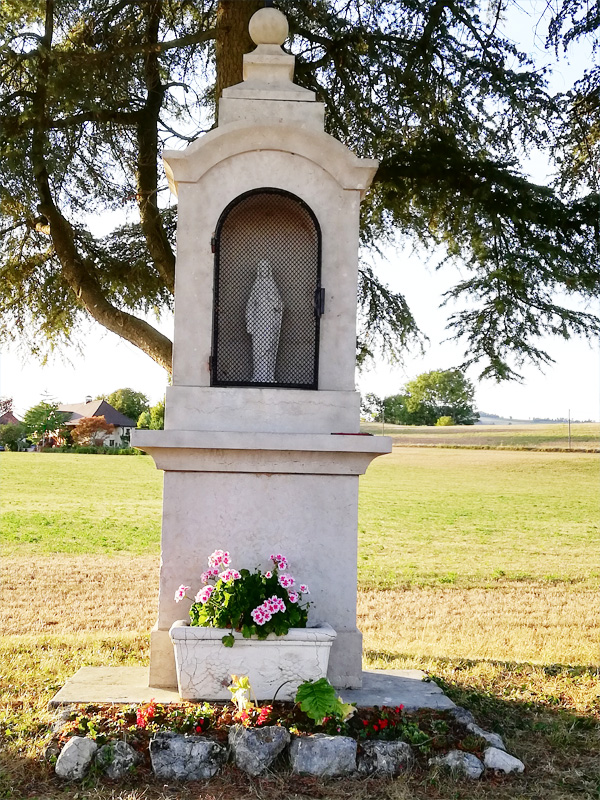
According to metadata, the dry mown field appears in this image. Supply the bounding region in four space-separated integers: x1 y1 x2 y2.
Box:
2 556 599 667
361 421 600 450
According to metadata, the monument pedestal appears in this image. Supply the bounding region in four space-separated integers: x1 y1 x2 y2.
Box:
134 429 390 689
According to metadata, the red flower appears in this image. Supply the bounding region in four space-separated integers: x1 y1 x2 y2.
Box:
136 702 157 729
372 724 379 732
362 720 369 727
379 719 388 729
256 706 272 726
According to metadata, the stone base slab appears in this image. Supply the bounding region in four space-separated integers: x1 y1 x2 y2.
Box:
49 667 455 711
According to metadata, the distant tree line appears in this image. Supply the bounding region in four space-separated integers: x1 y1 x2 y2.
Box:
362 369 479 427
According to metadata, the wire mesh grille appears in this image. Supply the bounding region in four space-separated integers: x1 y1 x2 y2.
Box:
212 190 321 388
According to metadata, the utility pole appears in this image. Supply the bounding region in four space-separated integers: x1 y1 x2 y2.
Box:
568 408 571 450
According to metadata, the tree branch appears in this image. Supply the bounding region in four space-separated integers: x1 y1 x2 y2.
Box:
135 0 176 294
29 1 173 373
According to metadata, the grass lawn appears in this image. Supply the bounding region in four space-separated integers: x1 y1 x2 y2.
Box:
359 448 600 588
1 449 599 799
1 453 162 554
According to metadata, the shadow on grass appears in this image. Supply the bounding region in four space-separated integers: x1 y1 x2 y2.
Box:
365 649 600 795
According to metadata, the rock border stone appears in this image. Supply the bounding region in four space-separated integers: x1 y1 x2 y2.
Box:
52 705 524 783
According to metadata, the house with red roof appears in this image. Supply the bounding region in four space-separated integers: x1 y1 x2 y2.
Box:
0 410 21 426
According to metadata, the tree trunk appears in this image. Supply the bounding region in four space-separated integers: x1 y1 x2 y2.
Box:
31 1 174 375
214 0 263 102
137 0 176 294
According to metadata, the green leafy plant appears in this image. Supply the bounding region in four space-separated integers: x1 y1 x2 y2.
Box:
175 550 310 646
295 678 355 725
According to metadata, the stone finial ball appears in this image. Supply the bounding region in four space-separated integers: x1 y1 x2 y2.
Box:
249 7 289 46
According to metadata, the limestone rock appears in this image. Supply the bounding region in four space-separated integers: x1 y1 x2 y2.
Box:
290 734 357 777
467 722 506 750
51 706 75 734
229 724 290 776
484 746 525 773
429 749 484 780
55 736 98 780
150 732 226 781
357 739 414 776
96 740 140 780
450 706 476 727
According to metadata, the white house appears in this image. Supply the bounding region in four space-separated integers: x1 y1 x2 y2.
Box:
58 399 137 447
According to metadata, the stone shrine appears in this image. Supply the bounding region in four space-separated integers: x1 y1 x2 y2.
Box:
133 6 392 691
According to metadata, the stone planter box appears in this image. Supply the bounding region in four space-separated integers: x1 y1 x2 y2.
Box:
169 620 336 701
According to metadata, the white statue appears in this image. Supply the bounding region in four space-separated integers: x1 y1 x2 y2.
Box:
245 259 283 382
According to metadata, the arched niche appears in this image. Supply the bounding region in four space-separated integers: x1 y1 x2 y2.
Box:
211 188 322 389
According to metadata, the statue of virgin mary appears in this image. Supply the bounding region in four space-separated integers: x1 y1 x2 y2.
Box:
245 259 284 382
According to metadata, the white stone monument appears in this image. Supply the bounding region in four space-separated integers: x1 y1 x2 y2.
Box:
133 6 392 691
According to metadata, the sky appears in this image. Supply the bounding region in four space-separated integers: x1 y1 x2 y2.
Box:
1 2 599 423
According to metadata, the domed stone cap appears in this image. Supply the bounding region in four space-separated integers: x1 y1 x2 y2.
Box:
249 7 289 46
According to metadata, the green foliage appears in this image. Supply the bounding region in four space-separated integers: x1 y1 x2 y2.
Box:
0 2 599 378
360 392 383 421
381 394 426 425
435 416 455 426
99 389 149 424
295 678 355 725
54 445 139 455
137 411 151 429
374 369 478 425
0 422 27 451
404 369 479 426
22 401 68 444
187 553 310 642
149 398 165 430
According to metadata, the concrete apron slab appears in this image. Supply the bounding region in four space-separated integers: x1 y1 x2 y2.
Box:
49 667 455 711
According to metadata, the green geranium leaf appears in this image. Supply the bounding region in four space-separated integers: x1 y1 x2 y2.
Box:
242 624 253 638
221 633 235 647
295 678 338 724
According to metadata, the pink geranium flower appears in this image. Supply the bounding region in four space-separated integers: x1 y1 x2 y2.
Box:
288 591 299 603
266 595 285 613
195 585 214 604
174 585 190 603
299 584 309 594
208 549 230 569
218 569 241 582
270 553 288 570
278 573 294 588
251 606 266 625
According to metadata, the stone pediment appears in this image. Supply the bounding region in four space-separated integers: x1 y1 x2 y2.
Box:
163 123 378 197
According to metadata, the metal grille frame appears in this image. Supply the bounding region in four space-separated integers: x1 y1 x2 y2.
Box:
211 188 322 390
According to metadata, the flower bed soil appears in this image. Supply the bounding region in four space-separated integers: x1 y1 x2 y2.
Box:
52 700 489 777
